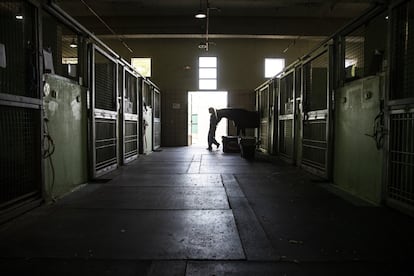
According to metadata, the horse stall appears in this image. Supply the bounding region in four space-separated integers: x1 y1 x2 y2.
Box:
278 69 296 163
119 62 140 164
384 1 414 214
332 8 388 204
89 45 119 177
255 81 273 153
301 45 334 179
0 1 43 222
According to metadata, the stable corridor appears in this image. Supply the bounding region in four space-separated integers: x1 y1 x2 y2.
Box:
1 147 414 275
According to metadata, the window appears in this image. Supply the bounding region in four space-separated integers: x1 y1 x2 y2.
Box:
199 57 217 90
131 57 151 77
265 58 285 78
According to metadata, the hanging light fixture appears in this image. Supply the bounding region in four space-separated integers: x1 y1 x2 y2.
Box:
194 0 206 18
15 7 23 20
69 38 78 48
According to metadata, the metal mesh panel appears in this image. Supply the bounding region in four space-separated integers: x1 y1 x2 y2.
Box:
125 71 137 114
302 119 327 170
279 119 293 157
344 26 365 80
154 91 160 119
260 122 268 151
95 51 116 111
391 2 414 100
154 121 161 148
143 82 152 107
42 12 78 80
388 112 414 206
260 88 269 118
0 105 40 207
295 67 302 98
95 119 117 169
259 87 269 151
0 2 37 98
280 73 294 115
303 53 328 111
124 120 138 158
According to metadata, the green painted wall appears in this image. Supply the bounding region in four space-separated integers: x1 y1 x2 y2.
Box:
43 74 88 200
333 76 383 204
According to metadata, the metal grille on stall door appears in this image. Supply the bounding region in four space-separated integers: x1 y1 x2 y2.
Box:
94 51 116 111
0 106 41 206
388 112 414 207
95 119 117 168
391 2 414 100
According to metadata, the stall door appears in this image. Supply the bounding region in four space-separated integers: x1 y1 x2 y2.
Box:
122 68 139 163
91 45 118 177
302 51 331 178
268 80 276 154
270 79 279 155
153 88 161 150
258 85 270 152
386 1 414 214
0 1 42 222
141 80 152 154
279 72 295 162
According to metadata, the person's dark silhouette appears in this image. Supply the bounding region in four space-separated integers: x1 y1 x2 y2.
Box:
207 107 220 151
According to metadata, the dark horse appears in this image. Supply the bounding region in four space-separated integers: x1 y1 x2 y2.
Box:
216 108 260 136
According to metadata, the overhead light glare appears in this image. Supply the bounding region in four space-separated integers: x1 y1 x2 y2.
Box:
195 10 206 18
16 7 23 20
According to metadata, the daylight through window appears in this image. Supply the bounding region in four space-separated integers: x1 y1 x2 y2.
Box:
199 57 217 90
265 58 285 78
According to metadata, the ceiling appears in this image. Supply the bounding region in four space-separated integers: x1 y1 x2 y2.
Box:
55 0 381 37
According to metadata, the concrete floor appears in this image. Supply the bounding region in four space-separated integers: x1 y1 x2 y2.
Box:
1 146 414 275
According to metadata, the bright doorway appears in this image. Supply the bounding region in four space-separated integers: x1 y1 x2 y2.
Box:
188 91 228 146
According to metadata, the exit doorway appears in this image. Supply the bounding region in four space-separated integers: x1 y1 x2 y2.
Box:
188 91 228 146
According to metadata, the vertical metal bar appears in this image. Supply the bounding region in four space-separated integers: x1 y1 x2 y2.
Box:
392 115 397 199
408 113 414 202
397 115 402 199
36 2 46 200
121 66 125 164
90 45 97 178
327 44 334 180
